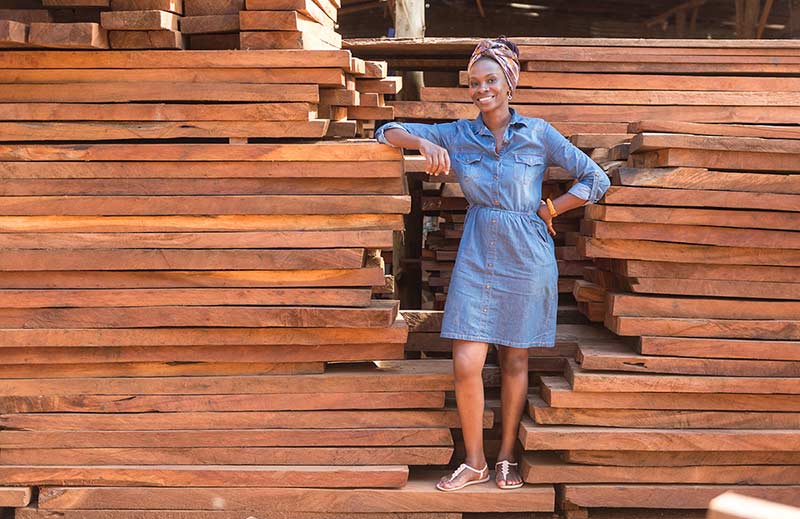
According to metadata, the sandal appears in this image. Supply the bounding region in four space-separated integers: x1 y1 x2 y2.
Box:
495 460 524 490
435 462 490 492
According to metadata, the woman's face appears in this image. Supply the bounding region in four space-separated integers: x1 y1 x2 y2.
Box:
467 57 510 114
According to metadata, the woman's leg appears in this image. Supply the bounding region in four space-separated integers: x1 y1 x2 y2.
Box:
437 338 489 490
495 345 529 487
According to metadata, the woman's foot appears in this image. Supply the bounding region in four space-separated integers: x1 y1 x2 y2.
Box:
495 459 524 490
435 462 490 492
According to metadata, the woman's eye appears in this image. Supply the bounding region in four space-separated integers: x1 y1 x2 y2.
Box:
489 78 495 83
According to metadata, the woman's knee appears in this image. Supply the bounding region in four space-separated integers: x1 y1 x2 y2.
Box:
499 348 529 376
452 343 486 382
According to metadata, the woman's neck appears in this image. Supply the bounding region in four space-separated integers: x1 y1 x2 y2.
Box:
482 106 512 133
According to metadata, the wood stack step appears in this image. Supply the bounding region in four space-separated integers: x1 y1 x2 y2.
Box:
101 2 183 49
240 0 341 50
182 0 239 50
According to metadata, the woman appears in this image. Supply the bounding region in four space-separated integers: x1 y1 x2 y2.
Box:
375 37 610 491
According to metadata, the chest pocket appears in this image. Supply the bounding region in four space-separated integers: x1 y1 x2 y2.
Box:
455 153 483 182
513 153 545 186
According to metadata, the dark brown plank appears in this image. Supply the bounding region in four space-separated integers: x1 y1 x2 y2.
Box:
638 336 800 361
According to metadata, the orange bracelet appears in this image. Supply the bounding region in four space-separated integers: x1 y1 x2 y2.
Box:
545 198 558 218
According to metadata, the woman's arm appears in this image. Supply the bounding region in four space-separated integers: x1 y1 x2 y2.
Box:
375 122 453 176
538 121 612 235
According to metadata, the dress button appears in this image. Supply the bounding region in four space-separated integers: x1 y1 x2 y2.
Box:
488 262 493 267
490 241 495 246
493 199 499 205
485 284 491 289
482 308 488 313
491 219 496 224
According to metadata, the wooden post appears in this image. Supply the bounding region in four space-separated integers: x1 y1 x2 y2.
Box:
736 0 761 38
390 0 426 309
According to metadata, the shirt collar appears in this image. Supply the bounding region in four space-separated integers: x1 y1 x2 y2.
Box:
472 107 528 136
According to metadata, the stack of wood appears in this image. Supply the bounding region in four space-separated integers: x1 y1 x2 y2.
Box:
101 0 183 49
182 0 240 50
240 0 341 50
520 120 800 515
0 49 397 140
0 46 558 519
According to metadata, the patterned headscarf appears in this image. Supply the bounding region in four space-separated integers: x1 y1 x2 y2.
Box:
468 38 520 93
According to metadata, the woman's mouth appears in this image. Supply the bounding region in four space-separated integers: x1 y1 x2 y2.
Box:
475 94 495 104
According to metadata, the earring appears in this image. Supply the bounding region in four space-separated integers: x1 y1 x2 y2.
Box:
507 92 513 100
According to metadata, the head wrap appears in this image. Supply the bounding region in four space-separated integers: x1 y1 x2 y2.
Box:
468 38 520 93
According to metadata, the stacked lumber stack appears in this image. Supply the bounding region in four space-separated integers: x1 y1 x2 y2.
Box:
240 0 342 50
0 47 554 519
101 0 183 49
519 120 800 515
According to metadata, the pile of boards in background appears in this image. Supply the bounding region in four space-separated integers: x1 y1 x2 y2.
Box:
0 0 348 50
346 36 800 517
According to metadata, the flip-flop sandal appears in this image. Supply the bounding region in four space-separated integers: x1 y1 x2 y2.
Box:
495 460 524 490
435 462 490 492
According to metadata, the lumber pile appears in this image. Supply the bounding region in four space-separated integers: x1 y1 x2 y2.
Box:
0 49 397 140
0 47 557 519
101 0 184 49
240 0 341 50
1 5 109 49
520 120 800 515
181 0 240 50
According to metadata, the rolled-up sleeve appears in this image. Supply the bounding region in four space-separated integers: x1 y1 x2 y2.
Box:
375 121 451 148
542 121 610 205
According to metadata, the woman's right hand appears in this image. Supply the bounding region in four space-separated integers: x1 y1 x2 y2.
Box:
419 139 451 176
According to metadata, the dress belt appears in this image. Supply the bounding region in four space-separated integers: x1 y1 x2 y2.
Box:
468 204 537 217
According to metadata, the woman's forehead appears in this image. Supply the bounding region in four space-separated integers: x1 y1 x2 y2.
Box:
468 58 502 78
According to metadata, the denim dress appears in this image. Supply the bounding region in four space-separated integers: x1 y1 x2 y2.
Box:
375 109 610 348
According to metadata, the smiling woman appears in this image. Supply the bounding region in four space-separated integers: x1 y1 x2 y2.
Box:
374 36 610 493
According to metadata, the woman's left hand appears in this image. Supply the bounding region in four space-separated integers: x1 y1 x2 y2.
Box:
537 201 557 237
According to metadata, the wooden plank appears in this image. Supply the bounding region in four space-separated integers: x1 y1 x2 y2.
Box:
609 259 800 283
0 83 317 102
19 511 460 519
638 336 800 361
0 446 453 466
0 214 402 232
587 204 800 230
613 167 800 194
28 23 108 49
607 293 800 320
0 301 400 329
0 428 454 448
110 0 183 13
629 120 800 140
564 450 800 467
579 237 800 267
530 396 800 429
0 343 403 365
607 315 800 340
521 453 800 484
239 11 328 32
0 465 409 488
0 486 32 507
0 103 321 121
519 416 800 451
0 249 367 272
540 377 800 411
577 341 800 377
0 143 400 162
0 407 489 430
635 147 800 172
631 133 800 155
0 288 374 308
0 121 333 140
183 0 244 15
0 362 324 378
563 484 800 509
0 195 408 215
36 479 555 511
0 319 407 347
180 14 239 34
567 359 800 394
0 160 401 178
523 61 800 74
0 68 345 85
602 186 800 211
0 9 52 24
0 359 455 395
0 390 441 413
357 78 402 94
245 0 336 27
0 50 352 69
0 20 27 47
101 10 180 31
240 30 340 51
0 230 394 249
